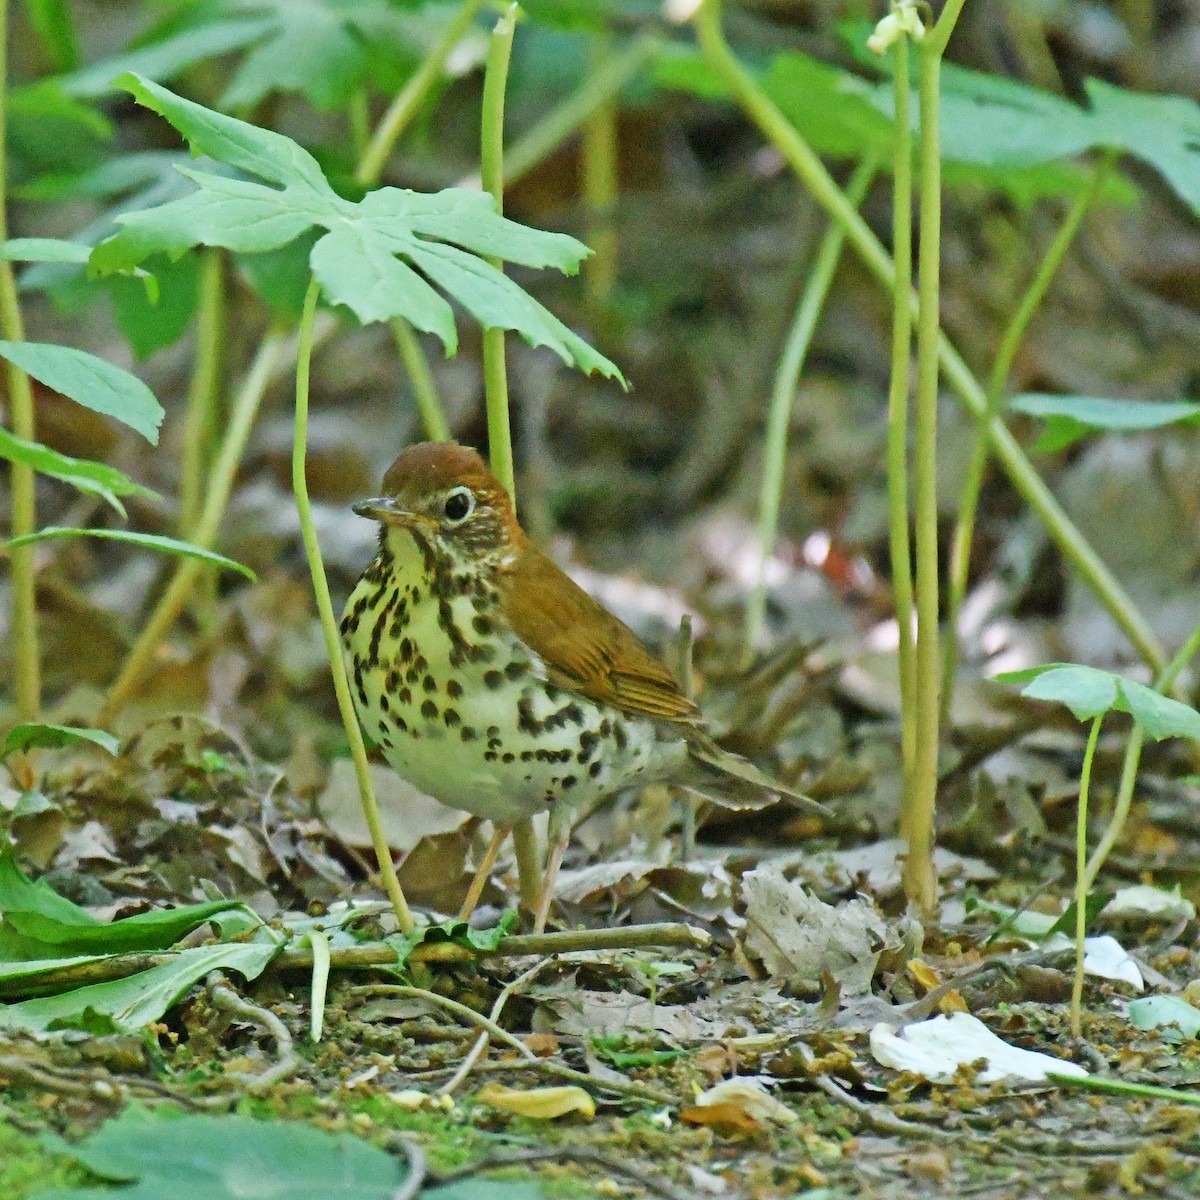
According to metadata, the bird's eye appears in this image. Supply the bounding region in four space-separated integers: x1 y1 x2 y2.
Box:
442 486 475 524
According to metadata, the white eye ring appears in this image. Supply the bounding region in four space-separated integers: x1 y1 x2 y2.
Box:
442 486 475 524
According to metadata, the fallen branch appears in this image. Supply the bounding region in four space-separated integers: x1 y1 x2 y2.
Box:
0 922 711 1000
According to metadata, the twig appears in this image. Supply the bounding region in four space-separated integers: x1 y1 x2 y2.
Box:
439 960 551 1097
0 924 712 1000
207 974 300 1092
433 1148 694 1200
392 1141 427 1200
355 984 538 1063
810 1070 961 1140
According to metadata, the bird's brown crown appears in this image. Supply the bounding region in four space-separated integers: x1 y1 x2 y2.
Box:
376 441 523 553
382 442 500 501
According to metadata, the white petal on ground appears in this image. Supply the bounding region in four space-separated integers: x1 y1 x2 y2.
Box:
1104 884 1196 921
870 1013 1089 1083
1081 934 1144 989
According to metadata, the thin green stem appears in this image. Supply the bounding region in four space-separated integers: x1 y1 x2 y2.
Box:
101 331 285 722
888 35 916 829
348 88 370 164
744 157 878 659
691 0 1165 676
1071 713 1103 1038
0 0 40 720
178 249 224 540
582 30 618 313
480 4 517 500
479 4 533 908
925 0 969 56
943 152 1116 721
904 35 947 915
390 318 450 441
386 32 661 455
499 33 658 189
1083 618 1200 895
293 277 414 935
355 0 489 188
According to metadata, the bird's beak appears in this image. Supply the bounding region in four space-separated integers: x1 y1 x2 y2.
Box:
352 497 430 528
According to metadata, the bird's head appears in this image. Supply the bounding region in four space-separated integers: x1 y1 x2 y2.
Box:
353 442 523 567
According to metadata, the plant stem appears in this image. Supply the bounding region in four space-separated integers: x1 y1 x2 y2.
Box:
1049 1072 1200 1107
480 4 518 500
391 317 450 441
381 30 660 452
888 35 916 833
743 156 878 659
0 0 40 720
355 0 489 189
1083 618 1200 895
348 88 370 163
493 32 660 189
178 248 224 541
691 0 1165 676
1071 713 1103 1038
293 277 413 935
582 29 618 314
903 30 950 915
0 922 712 998
101 332 285 722
943 152 1115 721
479 4 536 908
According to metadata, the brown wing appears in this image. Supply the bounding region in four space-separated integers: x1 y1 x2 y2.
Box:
501 547 701 723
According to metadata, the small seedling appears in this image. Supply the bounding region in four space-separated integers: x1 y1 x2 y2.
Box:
998 662 1200 1035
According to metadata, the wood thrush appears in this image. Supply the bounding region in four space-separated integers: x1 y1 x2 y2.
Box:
342 442 823 931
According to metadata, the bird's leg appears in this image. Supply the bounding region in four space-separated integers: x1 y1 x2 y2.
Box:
512 816 543 914
532 835 567 935
457 824 509 923
532 804 571 935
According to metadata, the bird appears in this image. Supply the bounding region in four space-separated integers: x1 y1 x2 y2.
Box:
341 441 824 932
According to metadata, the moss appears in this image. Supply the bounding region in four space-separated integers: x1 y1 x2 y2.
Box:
0 1119 89 1200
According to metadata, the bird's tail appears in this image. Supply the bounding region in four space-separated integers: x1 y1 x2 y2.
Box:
682 729 826 815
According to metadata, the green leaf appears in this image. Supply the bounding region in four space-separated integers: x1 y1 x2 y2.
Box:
996 664 1118 721
2 724 119 759
1084 80 1200 219
307 223 458 343
1011 394 1200 453
44 1111 408 1200
0 848 252 955
2 236 160 305
424 1185 544 1200
2 528 256 580
1116 680 1200 741
96 78 622 381
56 17 276 100
0 942 278 1032
9 82 112 193
109 254 197 359
761 52 895 161
0 426 155 514
0 341 162 443
385 910 518 968
24 0 79 72
0 236 90 265
117 72 330 191
1129 995 1200 1039
998 663 1200 740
